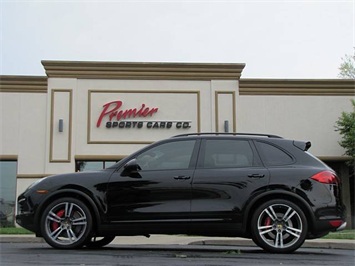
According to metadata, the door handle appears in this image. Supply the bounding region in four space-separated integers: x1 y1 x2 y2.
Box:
248 174 265 178
173 176 191 180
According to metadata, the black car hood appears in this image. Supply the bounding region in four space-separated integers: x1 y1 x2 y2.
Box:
29 169 114 192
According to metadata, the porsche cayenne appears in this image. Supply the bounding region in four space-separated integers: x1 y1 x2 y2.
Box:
16 133 346 253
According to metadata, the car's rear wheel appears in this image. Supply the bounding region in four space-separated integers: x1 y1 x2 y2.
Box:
85 236 116 248
40 197 93 249
251 199 307 253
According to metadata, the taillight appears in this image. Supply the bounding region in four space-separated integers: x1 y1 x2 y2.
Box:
329 220 343 228
311 171 339 184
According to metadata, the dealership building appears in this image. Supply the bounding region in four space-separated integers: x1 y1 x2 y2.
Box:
0 60 354 228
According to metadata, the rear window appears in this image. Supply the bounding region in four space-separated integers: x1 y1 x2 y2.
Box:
256 141 294 166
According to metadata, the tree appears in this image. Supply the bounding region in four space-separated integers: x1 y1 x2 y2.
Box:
338 48 355 79
335 99 355 167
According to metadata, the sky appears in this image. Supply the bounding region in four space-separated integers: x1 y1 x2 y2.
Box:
0 0 354 79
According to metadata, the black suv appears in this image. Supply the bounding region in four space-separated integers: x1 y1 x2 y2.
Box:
16 133 346 253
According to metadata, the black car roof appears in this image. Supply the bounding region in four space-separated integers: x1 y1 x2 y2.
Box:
172 133 283 139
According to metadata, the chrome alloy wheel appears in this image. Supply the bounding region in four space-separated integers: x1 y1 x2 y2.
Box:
257 203 303 249
44 201 88 246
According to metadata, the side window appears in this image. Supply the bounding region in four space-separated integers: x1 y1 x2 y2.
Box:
136 140 196 171
203 140 254 168
256 141 294 166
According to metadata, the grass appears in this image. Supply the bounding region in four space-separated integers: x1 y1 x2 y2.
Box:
322 230 355 240
0 227 33 234
0 227 354 240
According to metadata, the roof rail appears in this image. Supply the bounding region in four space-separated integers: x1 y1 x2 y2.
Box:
172 133 283 138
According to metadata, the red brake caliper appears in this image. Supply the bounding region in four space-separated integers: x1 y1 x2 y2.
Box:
265 217 272 226
51 209 65 231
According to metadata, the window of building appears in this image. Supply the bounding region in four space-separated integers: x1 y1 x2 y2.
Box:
0 161 17 227
75 160 119 172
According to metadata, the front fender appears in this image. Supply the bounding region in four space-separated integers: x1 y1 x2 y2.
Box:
34 188 104 235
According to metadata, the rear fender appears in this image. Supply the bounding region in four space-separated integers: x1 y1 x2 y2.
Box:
242 190 316 234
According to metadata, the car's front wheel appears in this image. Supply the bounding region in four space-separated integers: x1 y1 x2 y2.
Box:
40 197 93 249
251 199 307 253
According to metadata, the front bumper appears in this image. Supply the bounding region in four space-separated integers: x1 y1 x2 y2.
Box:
16 213 36 233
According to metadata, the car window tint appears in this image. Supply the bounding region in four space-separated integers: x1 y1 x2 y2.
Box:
136 140 196 170
203 140 254 168
256 141 294 166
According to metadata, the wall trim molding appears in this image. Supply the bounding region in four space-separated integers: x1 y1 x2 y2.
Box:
0 155 18 160
17 174 52 179
0 75 47 93
215 91 236 132
75 155 127 161
41 60 246 80
87 90 201 144
240 79 355 96
49 89 73 163
318 156 353 162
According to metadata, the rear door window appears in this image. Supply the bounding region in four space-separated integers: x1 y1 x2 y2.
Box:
201 139 258 168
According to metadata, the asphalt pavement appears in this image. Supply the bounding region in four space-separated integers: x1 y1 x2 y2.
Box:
0 234 354 250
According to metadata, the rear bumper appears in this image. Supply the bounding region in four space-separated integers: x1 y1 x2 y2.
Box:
307 219 347 239
336 221 347 231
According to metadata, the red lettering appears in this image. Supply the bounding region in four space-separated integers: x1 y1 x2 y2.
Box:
96 100 122 127
96 100 159 127
147 107 158 117
136 104 146 116
116 106 140 120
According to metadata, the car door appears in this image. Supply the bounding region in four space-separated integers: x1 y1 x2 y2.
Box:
106 139 199 223
191 138 269 228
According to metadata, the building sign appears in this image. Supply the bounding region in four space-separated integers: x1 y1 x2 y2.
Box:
96 100 158 127
88 91 199 144
96 100 191 129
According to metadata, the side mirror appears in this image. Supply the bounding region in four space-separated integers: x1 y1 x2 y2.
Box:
121 159 142 177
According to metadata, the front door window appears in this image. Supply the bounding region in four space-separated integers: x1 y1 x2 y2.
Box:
136 140 196 171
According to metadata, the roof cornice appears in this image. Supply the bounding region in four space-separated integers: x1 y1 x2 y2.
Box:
41 60 246 80
0 75 47 93
240 78 355 96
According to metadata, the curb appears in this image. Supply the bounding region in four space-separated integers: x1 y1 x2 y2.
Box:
0 235 45 243
0 235 354 250
189 239 355 250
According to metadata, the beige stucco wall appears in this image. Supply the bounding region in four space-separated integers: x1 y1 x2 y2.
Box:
236 95 353 157
0 92 47 174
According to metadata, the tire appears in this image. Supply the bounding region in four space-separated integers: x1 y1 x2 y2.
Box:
85 236 115 248
40 197 93 249
251 199 307 253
